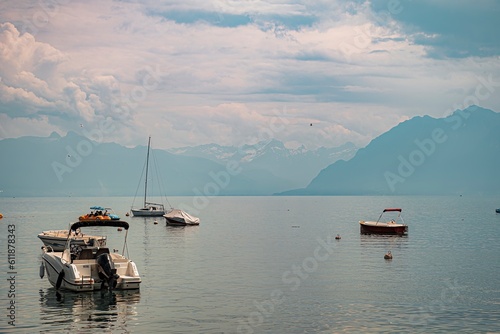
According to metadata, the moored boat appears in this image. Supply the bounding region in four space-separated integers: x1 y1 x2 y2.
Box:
38 229 106 251
79 206 120 221
131 137 166 217
41 220 141 292
359 208 408 235
163 209 200 226
131 203 166 217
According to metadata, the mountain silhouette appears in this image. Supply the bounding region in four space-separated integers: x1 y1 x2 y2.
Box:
279 106 500 195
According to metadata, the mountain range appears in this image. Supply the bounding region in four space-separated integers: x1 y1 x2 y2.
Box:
1 105 498 197
168 139 357 189
0 133 356 197
280 105 500 195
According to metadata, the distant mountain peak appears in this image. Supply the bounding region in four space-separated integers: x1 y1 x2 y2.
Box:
48 131 61 139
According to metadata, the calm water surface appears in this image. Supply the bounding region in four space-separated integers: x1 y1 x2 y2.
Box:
0 196 499 333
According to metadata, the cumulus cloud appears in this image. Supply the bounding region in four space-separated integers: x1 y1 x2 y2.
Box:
0 21 135 138
0 23 63 115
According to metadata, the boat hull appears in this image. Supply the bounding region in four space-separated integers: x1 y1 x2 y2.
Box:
165 218 199 226
131 209 165 217
359 221 408 235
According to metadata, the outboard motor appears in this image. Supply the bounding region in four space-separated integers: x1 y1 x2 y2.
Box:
97 253 119 291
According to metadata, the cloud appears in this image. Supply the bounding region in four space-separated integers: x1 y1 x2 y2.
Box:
0 0 499 150
0 21 133 133
0 22 64 114
0 113 59 139
370 0 500 58
144 0 314 29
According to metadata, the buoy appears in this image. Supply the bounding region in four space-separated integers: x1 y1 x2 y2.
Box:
384 251 393 260
0 213 3 219
39 262 45 279
125 212 130 217
335 234 341 240
154 220 158 224
117 227 123 231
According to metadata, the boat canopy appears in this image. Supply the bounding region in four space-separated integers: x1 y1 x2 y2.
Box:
383 208 402 212
90 206 106 210
70 220 130 231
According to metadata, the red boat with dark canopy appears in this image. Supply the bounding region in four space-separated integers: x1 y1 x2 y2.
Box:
359 208 408 235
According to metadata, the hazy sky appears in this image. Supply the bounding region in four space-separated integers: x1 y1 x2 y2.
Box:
1 0 499 150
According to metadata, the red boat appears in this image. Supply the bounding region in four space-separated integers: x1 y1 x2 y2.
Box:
359 208 408 235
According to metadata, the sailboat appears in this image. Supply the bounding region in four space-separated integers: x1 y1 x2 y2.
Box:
131 137 166 217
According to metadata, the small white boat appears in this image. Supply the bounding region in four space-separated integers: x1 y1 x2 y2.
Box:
163 209 200 226
41 220 141 292
38 229 106 252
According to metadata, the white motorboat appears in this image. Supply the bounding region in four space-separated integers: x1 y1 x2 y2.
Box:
131 137 166 217
163 208 200 226
38 229 106 252
41 220 141 292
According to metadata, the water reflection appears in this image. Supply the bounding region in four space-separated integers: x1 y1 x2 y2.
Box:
39 288 140 333
359 234 409 251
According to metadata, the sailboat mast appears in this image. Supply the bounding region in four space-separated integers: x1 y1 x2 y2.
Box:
144 136 151 208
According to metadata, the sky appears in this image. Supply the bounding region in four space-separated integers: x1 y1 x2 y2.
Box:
0 0 499 150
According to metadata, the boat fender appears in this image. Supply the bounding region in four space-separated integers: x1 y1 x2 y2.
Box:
56 271 65 289
39 262 45 279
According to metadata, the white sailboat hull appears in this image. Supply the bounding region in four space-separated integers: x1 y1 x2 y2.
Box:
131 208 165 217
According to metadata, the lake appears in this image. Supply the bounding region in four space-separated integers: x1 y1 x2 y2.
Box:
1 195 499 333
